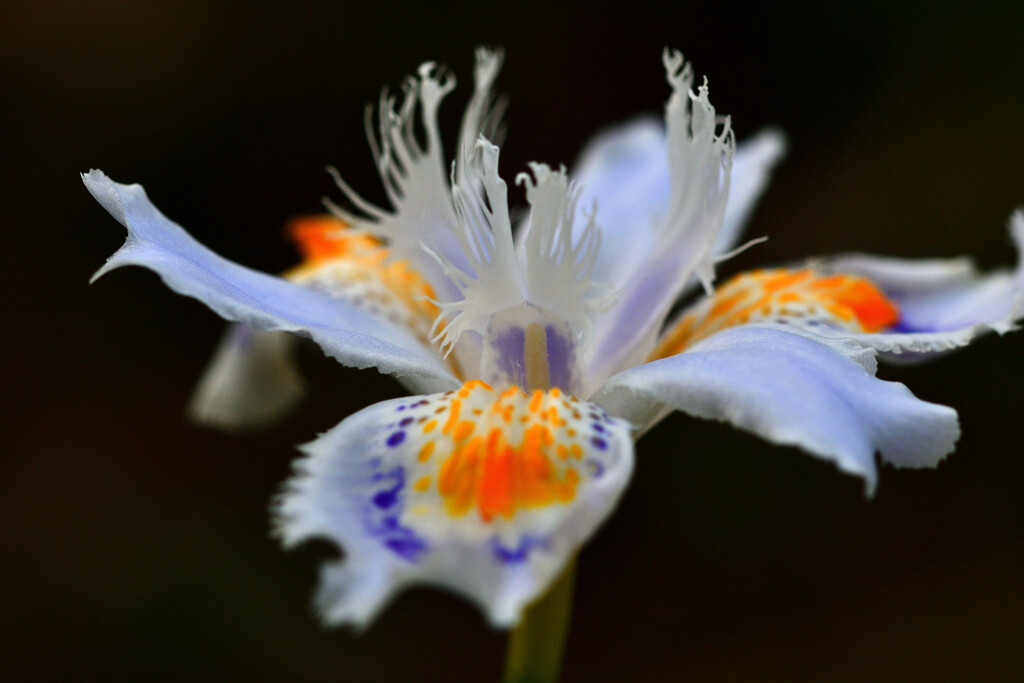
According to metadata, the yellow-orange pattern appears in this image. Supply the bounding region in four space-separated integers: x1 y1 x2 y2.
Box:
651 268 899 360
406 382 593 523
283 215 441 341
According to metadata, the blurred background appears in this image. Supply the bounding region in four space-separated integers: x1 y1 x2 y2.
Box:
3 0 1024 680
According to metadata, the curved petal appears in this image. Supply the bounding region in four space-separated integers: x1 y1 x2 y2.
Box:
573 123 784 289
585 51 735 391
819 211 1024 357
593 326 959 495
572 116 669 286
84 170 459 388
276 381 633 627
188 324 462 431
190 216 460 431
570 55 787 392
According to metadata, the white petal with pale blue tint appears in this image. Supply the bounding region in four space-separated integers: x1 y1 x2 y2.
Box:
573 121 785 287
572 116 668 286
276 383 633 627
817 210 1024 356
188 325 306 430
585 50 736 390
592 326 959 494
84 170 459 388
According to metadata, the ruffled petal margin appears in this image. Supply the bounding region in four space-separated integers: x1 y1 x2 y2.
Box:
592 326 959 495
84 170 459 389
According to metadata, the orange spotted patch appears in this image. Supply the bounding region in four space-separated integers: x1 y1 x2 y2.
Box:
651 268 899 359
287 215 380 263
390 381 621 524
282 215 442 343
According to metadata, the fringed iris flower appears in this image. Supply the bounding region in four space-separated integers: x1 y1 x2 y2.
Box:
85 48 1024 634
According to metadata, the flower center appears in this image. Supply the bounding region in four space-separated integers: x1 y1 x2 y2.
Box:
479 303 584 394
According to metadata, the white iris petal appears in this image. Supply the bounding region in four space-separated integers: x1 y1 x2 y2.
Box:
86 46 1020 635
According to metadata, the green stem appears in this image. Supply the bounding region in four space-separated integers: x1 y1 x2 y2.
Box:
501 558 577 683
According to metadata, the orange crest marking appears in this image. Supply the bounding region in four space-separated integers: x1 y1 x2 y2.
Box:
652 268 899 359
283 216 441 342
389 382 623 524
287 215 380 262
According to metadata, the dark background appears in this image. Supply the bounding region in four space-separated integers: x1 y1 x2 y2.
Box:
4 1 1024 680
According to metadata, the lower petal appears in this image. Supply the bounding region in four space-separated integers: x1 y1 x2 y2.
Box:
594 326 959 495
275 381 633 628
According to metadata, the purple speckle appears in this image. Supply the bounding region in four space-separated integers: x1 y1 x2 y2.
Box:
592 423 606 434
396 405 407 412
387 431 406 447
891 319 921 333
362 466 429 562
587 460 606 478
591 436 608 450
491 537 544 564
385 536 428 560
372 490 397 509
399 417 414 427
371 470 404 509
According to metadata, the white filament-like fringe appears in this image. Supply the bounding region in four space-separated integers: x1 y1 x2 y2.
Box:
426 140 612 356
715 235 769 263
427 138 526 356
322 50 507 285
585 50 737 390
660 47 735 294
458 47 508 188
516 163 611 341
322 63 455 262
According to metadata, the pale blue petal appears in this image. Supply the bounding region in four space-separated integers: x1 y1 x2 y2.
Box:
820 211 1024 357
84 170 459 387
571 116 785 393
573 120 786 287
592 326 959 495
572 117 669 286
276 386 633 628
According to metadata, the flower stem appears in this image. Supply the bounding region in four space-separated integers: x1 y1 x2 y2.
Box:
501 558 577 683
